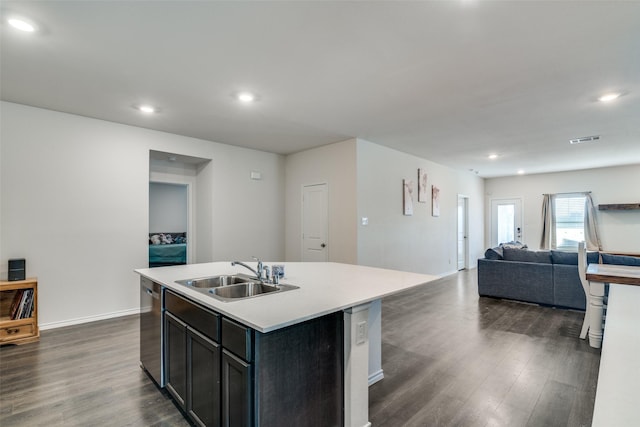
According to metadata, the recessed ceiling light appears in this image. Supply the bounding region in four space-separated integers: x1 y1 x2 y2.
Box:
517 170 525 175
598 92 620 102
488 154 499 160
237 92 256 103
8 18 36 32
137 105 156 114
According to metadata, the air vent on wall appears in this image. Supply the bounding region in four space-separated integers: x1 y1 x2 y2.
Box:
569 135 600 144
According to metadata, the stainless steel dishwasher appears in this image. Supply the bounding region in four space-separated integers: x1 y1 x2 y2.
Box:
140 276 164 386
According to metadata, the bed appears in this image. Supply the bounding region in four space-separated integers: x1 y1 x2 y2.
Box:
149 232 187 267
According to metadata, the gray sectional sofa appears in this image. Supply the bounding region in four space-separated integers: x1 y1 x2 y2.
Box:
478 247 640 311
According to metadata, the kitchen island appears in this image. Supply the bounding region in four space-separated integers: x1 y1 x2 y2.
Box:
136 261 438 427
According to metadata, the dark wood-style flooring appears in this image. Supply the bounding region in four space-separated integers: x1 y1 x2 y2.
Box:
369 269 600 427
0 269 600 426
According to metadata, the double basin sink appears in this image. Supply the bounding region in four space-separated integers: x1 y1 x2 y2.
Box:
175 274 298 302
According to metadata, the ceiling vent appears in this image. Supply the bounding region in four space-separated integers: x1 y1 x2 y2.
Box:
569 135 600 144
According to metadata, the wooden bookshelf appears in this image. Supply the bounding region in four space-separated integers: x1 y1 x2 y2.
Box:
0 278 39 345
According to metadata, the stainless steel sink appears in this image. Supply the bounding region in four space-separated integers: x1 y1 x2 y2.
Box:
174 274 299 302
210 282 279 298
175 274 253 288
209 282 299 301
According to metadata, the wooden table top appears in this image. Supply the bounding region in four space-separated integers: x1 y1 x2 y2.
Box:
586 264 640 286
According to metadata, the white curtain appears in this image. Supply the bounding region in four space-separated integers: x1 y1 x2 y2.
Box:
540 194 556 249
584 193 602 251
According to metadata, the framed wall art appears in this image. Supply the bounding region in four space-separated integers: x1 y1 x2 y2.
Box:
418 168 427 203
432 185 440 217
403 179 414 216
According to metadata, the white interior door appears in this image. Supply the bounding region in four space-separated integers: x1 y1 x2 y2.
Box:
457 196 468 270
302 183 328 262
491 198 523 247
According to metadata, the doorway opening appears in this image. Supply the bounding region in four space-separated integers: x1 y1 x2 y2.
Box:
149 150 211 266
149 182 188 267
490 198 523 247
457 195 469 271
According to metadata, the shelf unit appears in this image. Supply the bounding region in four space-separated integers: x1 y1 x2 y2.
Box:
0 278 39 345
598 203 640 211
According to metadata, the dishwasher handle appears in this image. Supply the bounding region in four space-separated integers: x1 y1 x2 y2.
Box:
145 288 160 299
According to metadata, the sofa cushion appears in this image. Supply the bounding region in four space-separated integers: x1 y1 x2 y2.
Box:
503 248 551 264
477 259 554 305
553 264 587 310
484 246 504 260
601 253 640 266
551 250 600 265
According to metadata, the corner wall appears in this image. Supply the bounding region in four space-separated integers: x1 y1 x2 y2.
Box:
484 164 640 252
284 139 358 263
356 139 485 275
0 102 285 328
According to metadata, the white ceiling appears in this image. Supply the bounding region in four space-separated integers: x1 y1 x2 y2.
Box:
2 1 639 177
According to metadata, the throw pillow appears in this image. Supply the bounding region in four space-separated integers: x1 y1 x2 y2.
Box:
484 246 504 260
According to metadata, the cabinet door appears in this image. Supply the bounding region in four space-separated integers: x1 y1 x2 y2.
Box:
222 350 252 427
165 311 187 410
188 327 221 427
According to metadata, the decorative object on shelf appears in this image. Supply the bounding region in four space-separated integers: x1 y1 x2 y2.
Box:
8 258 26 281
598 203 640 210
418 169 428 203
432 185 440 217
403 179 414 216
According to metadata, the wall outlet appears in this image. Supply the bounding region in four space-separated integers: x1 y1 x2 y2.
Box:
356 321 367 344
361 217 369 226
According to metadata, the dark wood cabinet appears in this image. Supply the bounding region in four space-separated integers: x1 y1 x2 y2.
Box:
165 311 187 409
165 291 222 427
163 290 343 427
189 328 221 427
222 350 252 427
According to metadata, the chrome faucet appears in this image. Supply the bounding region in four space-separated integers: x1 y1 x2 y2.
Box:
231 257 264 280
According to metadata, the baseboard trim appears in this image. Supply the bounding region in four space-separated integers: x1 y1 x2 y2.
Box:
40 307 141 330
441 269 460 277
368 369 384 386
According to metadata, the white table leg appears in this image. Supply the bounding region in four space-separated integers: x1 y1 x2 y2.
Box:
588 280 605 348
344 303 372 427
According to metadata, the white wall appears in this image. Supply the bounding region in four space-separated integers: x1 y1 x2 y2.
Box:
284 139 358 263
356 140 485 276
485 164 640 252
0 102 285 328
149 182 188 233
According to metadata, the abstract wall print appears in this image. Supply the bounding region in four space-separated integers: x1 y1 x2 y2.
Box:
432 185 440 217
403 179 414 216
418 168 428 203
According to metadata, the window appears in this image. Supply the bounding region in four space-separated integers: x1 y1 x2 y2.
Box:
554 195 586 250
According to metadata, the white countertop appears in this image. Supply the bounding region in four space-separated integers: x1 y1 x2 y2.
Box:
135 262 439 333
591 284 640 427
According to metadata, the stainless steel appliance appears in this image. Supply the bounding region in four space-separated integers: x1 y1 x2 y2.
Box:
140 276 163 386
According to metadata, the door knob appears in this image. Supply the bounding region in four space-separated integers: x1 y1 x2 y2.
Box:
320 243 326 248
